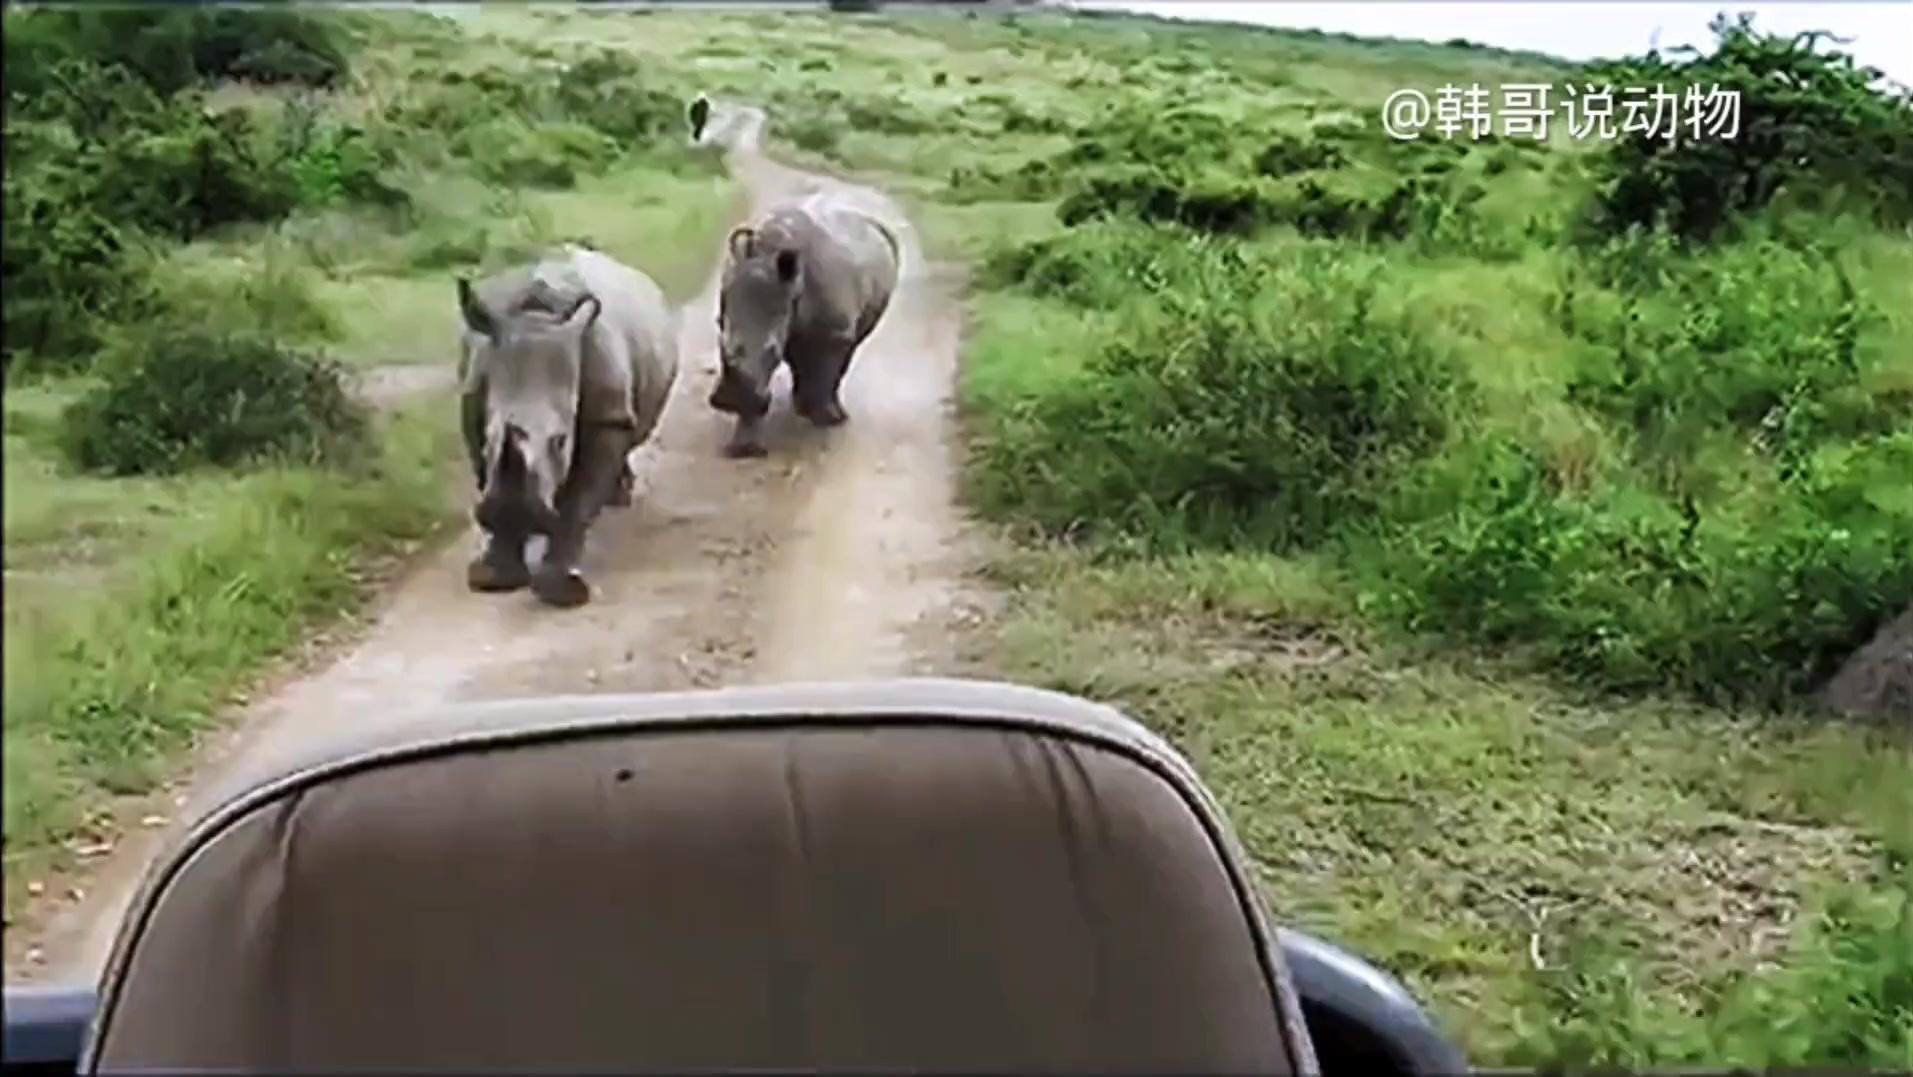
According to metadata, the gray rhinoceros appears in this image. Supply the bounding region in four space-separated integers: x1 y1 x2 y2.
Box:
708 192 902 458
455 245 678 608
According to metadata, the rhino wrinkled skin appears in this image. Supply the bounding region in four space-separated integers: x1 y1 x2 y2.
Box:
456 245 679 608
710 192 902 458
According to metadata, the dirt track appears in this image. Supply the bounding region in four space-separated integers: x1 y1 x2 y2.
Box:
12 103 987 984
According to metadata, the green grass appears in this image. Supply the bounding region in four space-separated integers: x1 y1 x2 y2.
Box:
6 6 1909 1066
2 397 460 911
971 545 1912 1067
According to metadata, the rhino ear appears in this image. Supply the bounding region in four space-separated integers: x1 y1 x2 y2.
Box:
775 248 800 285
457 278 495 340
727 226 756 261
562 293 602 335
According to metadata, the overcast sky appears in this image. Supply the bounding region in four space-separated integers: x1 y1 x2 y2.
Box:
1070 2 1913 87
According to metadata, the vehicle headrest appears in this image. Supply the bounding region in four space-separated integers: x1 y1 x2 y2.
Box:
84 678 1319 1074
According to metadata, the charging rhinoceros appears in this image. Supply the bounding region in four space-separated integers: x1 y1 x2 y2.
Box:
708 192 901 458
455 245 678 607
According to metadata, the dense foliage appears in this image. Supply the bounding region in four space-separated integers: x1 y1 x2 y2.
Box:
955 16 1913 707
1584 13 1913 239
61 329 370 476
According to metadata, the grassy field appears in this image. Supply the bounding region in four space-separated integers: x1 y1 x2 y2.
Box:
556 6 1911 1068
5 5 1909 1069
1 7 737 916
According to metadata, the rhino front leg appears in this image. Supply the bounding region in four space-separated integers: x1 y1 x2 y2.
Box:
794 339 854 428
468 527 531 593
724 412 768 459
531 425 634 608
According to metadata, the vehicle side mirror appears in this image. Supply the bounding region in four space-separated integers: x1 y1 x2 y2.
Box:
1278 929 1470 1076
3 985 97 1076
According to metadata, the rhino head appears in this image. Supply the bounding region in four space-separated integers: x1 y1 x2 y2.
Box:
711 226 801 419
459 277 601 537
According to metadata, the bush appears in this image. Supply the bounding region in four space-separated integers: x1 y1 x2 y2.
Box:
1562 232 1903 489
276 96 409 209
2 123 151 373
2 6 349 99
60 328 370 476
2 52 400 369
970 231 1467 552
1585 14 1913 240
1361 429 1913 705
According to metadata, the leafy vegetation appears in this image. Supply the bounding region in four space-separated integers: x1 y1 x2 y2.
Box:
938 14 1913 711
705 6 1908 1067
2 5 735 920
3 4 1908 1068
1583 13 1913 239
61 329 369 477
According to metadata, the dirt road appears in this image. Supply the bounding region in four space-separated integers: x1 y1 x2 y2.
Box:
12 103 986 984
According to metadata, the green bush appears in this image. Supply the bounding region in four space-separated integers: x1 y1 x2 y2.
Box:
2 6 349 99
2 50 399 369
1360 429 1913 705
970 231 1466 552
1585 14 1913 240
60 328 370 477
457 119 620 189
2 124 151 373
276 96 409 209
1562 234 1899 481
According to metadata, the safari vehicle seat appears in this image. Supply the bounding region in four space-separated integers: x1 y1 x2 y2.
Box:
50 679 1464 1074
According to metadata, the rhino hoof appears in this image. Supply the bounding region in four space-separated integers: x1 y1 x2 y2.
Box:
724 439 768 460
532 568 591 608
812 399 849 427
468 556 530 593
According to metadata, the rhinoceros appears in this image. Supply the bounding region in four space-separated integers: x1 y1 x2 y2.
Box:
708 192 902 458
688 94 711 142
455 245 678 608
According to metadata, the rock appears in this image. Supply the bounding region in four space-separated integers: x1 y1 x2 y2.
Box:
1817 602 1913 722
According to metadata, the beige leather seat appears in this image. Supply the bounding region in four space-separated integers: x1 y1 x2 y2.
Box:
83 679 1321 1074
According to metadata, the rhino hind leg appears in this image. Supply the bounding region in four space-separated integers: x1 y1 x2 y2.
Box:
468 530 531 593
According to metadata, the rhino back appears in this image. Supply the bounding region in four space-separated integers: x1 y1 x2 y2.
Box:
567 246 679 442
780 199 901 344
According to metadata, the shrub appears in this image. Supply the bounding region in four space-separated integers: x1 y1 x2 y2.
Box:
457 118 620 189
276 96 409 209
1584 14 1913 240
551 49 690 145
1562 233 1903 488
1361 430 1913 705
2 124 151 372
60 328 370 476
970 233 1466 552
1 6 349 99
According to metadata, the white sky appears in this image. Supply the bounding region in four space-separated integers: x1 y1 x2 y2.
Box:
1070 2 1913 88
